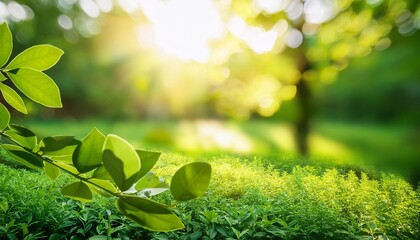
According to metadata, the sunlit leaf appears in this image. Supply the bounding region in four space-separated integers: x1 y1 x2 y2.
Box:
3 130 36 150
116 195 184 231
39 136 80 163
0 22 12 67
5 45 64 71
135 172 169 197
1 144 43 170
87 178 118 197
73 128 105 173
0 103 10 130
6 68 62 108
0 82 27 114
92 164 112 180
54 161 79 175
102 134 141 191
170 162 211 201
44 162 60 180
0 74 6 81
61 181 92 202
135 150 161 181
4 124 37 149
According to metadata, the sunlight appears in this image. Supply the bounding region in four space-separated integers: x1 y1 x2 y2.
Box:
138 0 224 62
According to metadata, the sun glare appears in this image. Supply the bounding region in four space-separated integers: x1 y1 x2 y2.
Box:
138 0 224 63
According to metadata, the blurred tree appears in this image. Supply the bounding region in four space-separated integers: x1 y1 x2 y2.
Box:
218 0 420 155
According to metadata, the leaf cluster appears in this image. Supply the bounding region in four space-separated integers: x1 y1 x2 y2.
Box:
0 22 211 232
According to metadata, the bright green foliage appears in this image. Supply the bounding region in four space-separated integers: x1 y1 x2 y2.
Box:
7 68 62 108
171 162 212 201
0 83 27 114
5 44 63 71
61 181 93 202
116 195 185 231
0 23 12 67
0 103 10 129
0 22 211 231
103 134 141 191
73 127 105 173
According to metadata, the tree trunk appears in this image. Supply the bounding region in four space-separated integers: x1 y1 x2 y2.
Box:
295 50 312 156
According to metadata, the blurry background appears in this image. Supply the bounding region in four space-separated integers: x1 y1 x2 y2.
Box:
1 0 420 183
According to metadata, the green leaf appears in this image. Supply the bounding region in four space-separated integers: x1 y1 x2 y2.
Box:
116 195 184 231
39 136 80 163
0 22 12 67
135 172 169 197
4 124 37 149
170 162 211 201
44 162 60 180
87 178 118 196
92 164 112 180
0 103 10 130
0 82 27 114
6 68 62 108
54 162 79 175
102 134 141 191
73 128 105 173
0 74 7 81
5 44 64 71
1 144 43 170
135 150 161 181
61 181 92 202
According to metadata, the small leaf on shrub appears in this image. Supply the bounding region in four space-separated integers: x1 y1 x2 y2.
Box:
73 128 105 173
5 44 63 71
170 162 211 201
102 134 141 191
6 68 62 108
135 150 161 181
0 103 10 130
116 195 184 231
0 22 12 67
1 144 43 170
44 162 60 180
92 164 112 180
87 178 118 196
61 181 92 202
0 83 27 114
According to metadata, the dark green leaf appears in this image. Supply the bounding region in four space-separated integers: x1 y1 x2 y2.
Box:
0 82 27 114
0 22 12 67
1 144 43 170
61 181 92 202
135 150 161 181
6 68 62 108
102 134 141 191
73 128 105 173
116 195 184 231
0 103 10 130
170 162 211 201
5 44 64 71
44 162 60 180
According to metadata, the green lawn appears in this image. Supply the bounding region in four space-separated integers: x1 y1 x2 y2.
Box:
1 119 420 239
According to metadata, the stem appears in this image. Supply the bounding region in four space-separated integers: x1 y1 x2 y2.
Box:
0 132 119 197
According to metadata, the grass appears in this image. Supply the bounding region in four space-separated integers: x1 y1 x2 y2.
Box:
1 119 420 239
